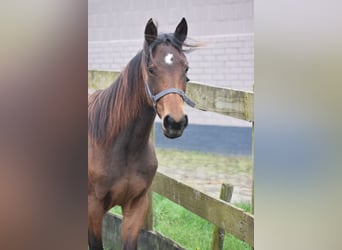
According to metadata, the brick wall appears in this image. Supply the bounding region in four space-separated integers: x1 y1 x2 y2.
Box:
88 0 254 91
88 33 253 90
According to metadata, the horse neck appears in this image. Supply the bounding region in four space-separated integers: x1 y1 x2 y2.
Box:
130 105 156 145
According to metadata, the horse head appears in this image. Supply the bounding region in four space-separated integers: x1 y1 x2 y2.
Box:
144 18 194 139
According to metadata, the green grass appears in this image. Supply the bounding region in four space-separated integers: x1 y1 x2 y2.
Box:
110 193 251 250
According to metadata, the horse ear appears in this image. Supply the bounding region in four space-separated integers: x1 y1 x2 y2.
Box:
174 17 188 43
145 18 158 45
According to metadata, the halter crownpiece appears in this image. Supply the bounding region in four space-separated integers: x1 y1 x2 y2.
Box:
145 82 196 110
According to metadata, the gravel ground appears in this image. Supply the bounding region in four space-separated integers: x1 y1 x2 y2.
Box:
156 149 253 204
158 167 252 204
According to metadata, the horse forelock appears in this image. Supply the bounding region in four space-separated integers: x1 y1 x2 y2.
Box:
145 33 201 57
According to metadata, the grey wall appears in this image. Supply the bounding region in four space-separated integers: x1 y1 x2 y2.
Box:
88 0 254 91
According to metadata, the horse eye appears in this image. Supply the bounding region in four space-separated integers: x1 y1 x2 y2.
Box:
185 66 189 73
148 66 154 74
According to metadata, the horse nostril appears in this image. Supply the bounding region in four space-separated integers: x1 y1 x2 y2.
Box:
163 115 173 129
183 115 188 128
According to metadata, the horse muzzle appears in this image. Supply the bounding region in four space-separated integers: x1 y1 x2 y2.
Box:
162 114 188 139
145 82 193 138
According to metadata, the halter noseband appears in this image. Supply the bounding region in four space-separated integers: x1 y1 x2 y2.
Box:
145 82 196 111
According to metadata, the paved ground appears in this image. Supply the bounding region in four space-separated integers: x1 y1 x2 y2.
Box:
155 123 252 156
155 106 252 156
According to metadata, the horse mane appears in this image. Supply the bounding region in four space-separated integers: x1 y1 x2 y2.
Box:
88 50 148 145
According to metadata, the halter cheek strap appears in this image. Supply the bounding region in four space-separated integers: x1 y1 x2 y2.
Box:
145 82 196 110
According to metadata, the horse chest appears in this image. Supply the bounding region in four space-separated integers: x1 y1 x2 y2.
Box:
109 165 156 206
107 148 157 206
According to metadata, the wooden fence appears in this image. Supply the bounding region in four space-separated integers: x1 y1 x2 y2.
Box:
88 70 254 249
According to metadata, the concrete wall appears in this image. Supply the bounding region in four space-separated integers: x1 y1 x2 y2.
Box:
88 0 254 91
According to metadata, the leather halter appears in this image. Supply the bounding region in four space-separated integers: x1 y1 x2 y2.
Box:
145 82 196 111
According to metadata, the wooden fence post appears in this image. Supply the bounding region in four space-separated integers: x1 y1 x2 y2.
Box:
143 189 154 231
210 183 234 250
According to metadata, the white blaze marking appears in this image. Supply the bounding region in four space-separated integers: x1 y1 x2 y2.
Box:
164 53 174 65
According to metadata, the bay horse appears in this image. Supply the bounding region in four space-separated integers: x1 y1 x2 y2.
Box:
88 18 196 250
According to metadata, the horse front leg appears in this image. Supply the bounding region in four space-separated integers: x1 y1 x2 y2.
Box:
121 192 149 250
88 195 105 250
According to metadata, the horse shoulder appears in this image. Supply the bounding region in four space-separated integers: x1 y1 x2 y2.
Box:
131 140 158 182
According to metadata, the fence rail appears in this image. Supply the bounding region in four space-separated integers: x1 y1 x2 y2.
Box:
186 82 254 122
152 172 254 246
